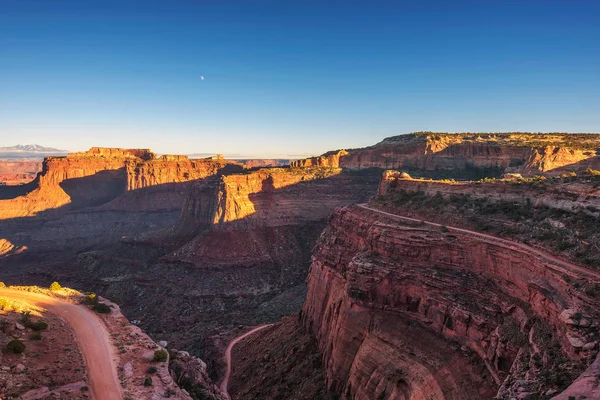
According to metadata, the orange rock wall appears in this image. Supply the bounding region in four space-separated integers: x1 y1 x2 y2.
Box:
290 150 348 168
339 134 600 175
125 158 244 191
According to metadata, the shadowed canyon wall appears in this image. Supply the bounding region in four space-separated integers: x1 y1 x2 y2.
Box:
301 205 600 399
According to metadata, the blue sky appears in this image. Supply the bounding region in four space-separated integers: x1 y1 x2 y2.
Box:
1 0 599 157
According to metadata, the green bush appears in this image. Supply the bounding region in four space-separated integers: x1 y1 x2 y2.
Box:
26 320 48 331
93 303 111 314
7 339 26 354
143 377 153 387
49 282 62 291
152 349 168 362
30 332 42 340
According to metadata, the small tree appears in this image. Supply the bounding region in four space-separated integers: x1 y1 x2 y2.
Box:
7 339 26 354
0 282 6 288
49 282 62 291
152 349 168 362
143 377 153 387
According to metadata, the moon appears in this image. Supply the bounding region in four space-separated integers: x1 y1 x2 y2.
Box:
201 76 204 80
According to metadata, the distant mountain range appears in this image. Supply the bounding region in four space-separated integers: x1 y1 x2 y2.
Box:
0 144 69 159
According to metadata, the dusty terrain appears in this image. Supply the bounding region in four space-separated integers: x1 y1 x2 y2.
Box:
0 286 205 400
228 316 337 400
0 299 87 400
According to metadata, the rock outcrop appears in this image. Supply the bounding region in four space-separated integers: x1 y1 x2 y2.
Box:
169 350 227 400
290 150 349 168
0 148 244 220
125 156 243 191
301 205 600 399
334 133 600 177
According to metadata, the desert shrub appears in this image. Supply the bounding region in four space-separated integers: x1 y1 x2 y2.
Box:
93 303 111 314
49 282 62 291
143 377 153 387
30 332 42 340
7 339 26 354
585 168 600 177
152 349 168 362
26 320 48 331
0 282 5 288
440 225 449 232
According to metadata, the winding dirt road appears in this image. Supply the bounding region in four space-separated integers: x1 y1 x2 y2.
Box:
358 204 600 280
0 288 122 400
220 324 273 400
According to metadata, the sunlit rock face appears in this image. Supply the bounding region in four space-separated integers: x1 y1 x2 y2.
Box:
0 148 243 254
0 148 243 220
125 155 243 191
290 150 349 168
157 167 379 266
301 205 600 399
336 133 600 177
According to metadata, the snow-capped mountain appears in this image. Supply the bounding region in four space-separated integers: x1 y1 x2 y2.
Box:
0 144 69 159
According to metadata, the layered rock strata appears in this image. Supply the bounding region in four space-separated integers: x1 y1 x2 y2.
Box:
291 133 600 177
301 205 600 399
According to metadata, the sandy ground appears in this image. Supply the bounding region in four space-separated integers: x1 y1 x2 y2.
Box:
0 288 122 400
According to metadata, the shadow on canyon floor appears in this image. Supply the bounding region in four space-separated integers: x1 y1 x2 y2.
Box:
0 169 381 382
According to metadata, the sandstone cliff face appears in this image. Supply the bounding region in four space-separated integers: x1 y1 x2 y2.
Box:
290 150 349 168
164 167 380 267
0 149 243 220
0 153 132 219
125 156 244 191
338 133 600 177
301 205 600 399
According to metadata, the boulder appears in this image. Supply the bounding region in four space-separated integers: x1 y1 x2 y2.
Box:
13 364 26 374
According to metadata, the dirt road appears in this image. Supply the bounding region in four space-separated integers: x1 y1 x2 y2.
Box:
0 288 122 400
220 324 273 400
358 204 600 280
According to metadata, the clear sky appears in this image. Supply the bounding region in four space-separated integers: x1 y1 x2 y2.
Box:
1 0 599 157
